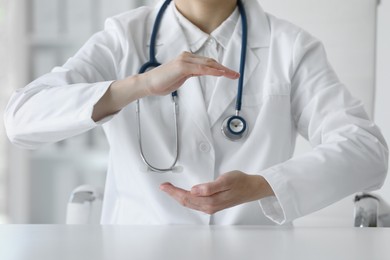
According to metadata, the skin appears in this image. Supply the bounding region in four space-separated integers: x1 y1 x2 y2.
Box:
92 0 275 215
160 171 275 215
174 0 237 34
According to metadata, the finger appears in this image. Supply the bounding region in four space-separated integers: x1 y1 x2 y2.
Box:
190 178 230 197
161 183 234 214
160 183 205 211
182 63 239 80
184 56 240 79
160 183 189 202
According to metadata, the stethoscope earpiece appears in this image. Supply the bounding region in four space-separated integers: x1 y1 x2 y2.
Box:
221 115 248 141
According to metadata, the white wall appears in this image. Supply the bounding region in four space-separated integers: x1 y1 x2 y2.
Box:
3 0 152 224
2 0 31 224
375 0 390 203
0 0 8 223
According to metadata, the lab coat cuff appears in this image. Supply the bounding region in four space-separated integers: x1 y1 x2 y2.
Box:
86 81 117 126
258 196 285 224
258 167 296 225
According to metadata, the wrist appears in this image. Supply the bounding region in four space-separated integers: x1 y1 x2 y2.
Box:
128 74 151 99
249 174 275 200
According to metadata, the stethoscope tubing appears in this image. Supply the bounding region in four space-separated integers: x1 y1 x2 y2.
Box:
235 0 247 113
147 0 170 67
136 0 179 173
136 0 248 172
136 96 180 173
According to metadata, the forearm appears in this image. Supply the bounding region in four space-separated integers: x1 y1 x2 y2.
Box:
92 74 148 122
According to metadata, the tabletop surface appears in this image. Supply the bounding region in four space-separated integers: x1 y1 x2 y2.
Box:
0 225 389 260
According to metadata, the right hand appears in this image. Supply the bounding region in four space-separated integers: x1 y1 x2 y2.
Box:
92 52 239 122
139 51 240 97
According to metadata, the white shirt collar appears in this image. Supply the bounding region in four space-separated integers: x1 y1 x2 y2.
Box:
172 4 239 53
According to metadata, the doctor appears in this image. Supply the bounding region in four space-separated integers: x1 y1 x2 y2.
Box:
4 0 388 225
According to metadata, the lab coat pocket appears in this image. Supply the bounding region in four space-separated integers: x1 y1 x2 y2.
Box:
260 83 292 114
241 92 264 107
241 82 291 108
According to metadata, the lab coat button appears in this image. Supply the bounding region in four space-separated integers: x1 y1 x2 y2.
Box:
199 142 211 153
206 38 215 46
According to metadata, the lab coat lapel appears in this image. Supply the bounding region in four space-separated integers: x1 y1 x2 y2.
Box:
150 2 213 144
208 46 260 128
208 0 270 127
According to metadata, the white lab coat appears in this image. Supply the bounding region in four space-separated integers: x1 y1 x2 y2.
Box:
4 0 388 225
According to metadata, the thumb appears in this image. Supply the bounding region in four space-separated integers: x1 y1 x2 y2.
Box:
191 177 229 196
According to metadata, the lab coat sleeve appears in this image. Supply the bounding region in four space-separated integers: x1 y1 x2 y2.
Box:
4 18 125 149
259 30 388 224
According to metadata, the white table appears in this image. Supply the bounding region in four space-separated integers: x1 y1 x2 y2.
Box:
0 225 389 260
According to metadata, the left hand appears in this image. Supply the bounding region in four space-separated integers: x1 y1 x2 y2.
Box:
160 171 275 215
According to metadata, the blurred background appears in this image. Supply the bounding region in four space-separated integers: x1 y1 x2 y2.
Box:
0 0 389 225
0 0 153 224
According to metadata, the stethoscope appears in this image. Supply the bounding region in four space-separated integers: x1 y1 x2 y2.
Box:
136 0 248 172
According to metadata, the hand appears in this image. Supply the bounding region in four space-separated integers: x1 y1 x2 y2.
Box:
92 52 239 122
140 51 240 96
160 171 275 215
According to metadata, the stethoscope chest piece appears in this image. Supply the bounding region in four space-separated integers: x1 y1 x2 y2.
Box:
221 115 248 141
